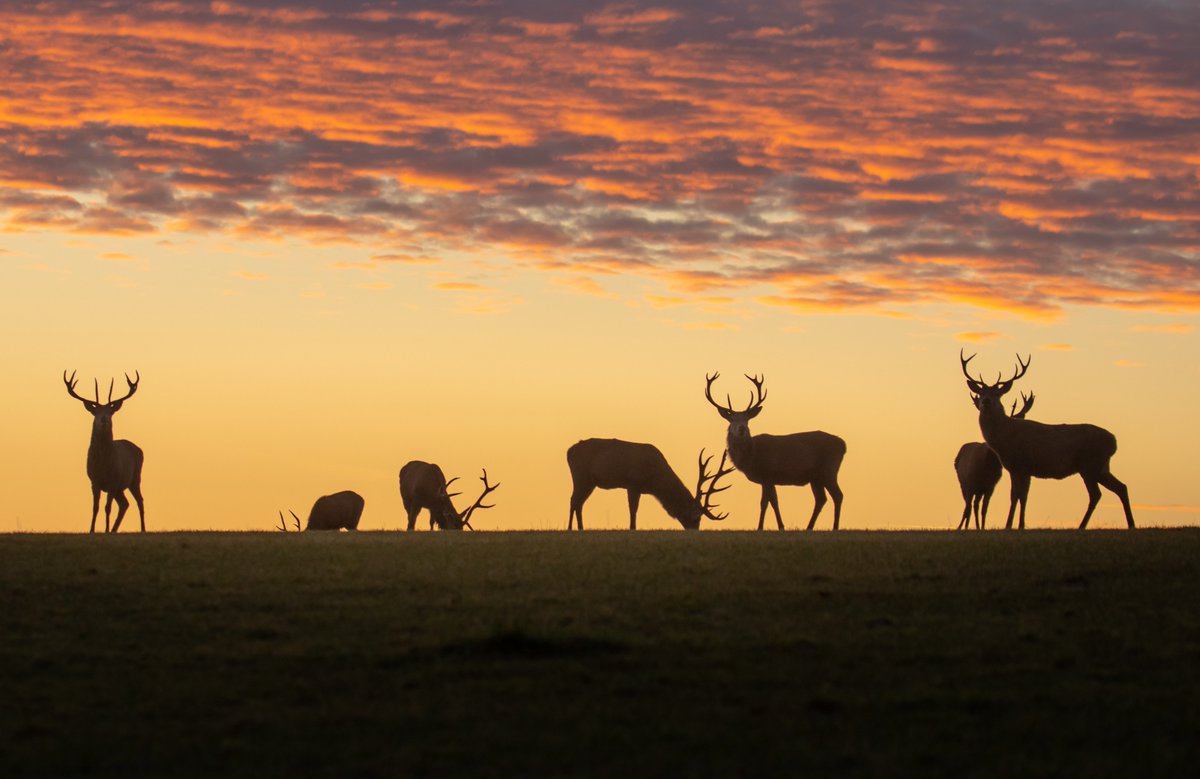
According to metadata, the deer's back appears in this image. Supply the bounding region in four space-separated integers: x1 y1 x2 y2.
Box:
307 490 365 530
399 460 446 510
986 419 1118 479
568 438 670 491
738 431 845 486
955 442 1001 491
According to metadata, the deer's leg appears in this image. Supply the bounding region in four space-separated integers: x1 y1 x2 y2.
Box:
756 486 770 531
958 496 971 530
90 485 102 534
110 492 130 533
1079 477 1103 529
570 485 594 531
1006 472 1029 530
980 491 992 530
1097 472 1135 529
406 506 421 531
766 485 784 530
827 480 843 531
806 483 826 530
130 480 145 533
627 491 640 531
104 494 115 533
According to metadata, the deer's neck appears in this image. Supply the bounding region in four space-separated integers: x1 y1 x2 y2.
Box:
650 470 699 523
726 431 757 475
978 407 1020 455
86 419 116 476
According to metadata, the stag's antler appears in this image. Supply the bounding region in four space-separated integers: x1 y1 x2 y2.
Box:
704 372 768 416
63 370 139 406
458 469 499 530
695 448 735 521
63 370 95 406
960 351 1029 395
276 510 301 532
1010 391 1035 418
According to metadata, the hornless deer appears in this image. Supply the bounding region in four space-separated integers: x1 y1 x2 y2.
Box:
955 392 1035 530
960 351 1135 529
279 490 365 531
63 370 146 533
566 438 734 530
399 461 498 531
704 373 846 530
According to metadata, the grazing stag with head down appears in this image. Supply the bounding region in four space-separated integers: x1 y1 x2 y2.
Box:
704 373 846 530
960 351 1135 530
63 370 146 533
399 461 498 531
566 439 733 530
954 392 1035 530
279 490 365 531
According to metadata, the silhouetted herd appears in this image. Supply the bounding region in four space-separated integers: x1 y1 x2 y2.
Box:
62 353 1136 533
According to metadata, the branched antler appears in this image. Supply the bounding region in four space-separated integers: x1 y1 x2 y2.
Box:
695 449 735 521
458 469 499 530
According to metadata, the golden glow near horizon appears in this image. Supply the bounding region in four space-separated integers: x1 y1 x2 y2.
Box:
1 1 1197 531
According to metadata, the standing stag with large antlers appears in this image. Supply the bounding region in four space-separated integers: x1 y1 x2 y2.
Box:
954 392 1035 530
399 461 499 531
63 370 146 533
704 373 846 530
960 352 1135 529
566 439 734 530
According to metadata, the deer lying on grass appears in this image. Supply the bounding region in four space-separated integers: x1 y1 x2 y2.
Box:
960 351 1135 529
566 438 733 530
399 461 498 531
63 370 146 533
955 392 1035 530
704 373 846 530
279 490 365 531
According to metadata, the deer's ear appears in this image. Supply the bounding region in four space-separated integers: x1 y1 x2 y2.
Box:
717 407 734 421
746 406 762 420
109 399 124 412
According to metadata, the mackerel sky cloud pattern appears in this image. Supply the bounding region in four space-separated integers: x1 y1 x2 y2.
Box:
2 0 1197 316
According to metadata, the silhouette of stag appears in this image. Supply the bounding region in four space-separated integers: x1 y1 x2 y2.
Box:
954 392 1035 530
399 461 498 531
960 351 1135 529
279 490 365 531
704 373 846 530
63 370 145 533
566 439 733 530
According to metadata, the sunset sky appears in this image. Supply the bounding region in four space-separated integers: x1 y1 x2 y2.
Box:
2 0 1197 532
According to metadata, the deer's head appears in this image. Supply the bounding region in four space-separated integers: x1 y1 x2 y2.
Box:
681 449 735 530
438 470 499 531
704 373 767 440
63 370 139 435
960 352 1029 417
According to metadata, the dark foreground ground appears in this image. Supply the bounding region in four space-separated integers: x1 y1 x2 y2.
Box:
1 530 1197 777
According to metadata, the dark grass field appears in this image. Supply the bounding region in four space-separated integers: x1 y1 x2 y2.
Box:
2 530 1198 777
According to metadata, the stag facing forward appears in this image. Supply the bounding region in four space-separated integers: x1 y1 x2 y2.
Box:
63 370 146 533
566 439 733 530
399 461 498 531
960 352 1135 530
955 392 1035 530
704 373 846 530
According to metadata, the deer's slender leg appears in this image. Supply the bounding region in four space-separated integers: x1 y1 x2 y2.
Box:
1097 472 1135 529
806 483 826 530
1006 472 1030 530
406 506 421 531
569 485 593 531
104 494 115 533
756 486 770 530
627 491 640 530
958 494 971 530
130 482 145 532
827 480 843 530
90 486 102 534
1079 477 1103 529
980 492 992 529
766 484 784 530
110 492 131 533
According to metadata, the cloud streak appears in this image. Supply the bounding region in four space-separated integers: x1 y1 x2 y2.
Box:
1 1 1197 316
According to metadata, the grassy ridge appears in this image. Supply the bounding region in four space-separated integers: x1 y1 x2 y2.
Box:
2 530 1197 777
